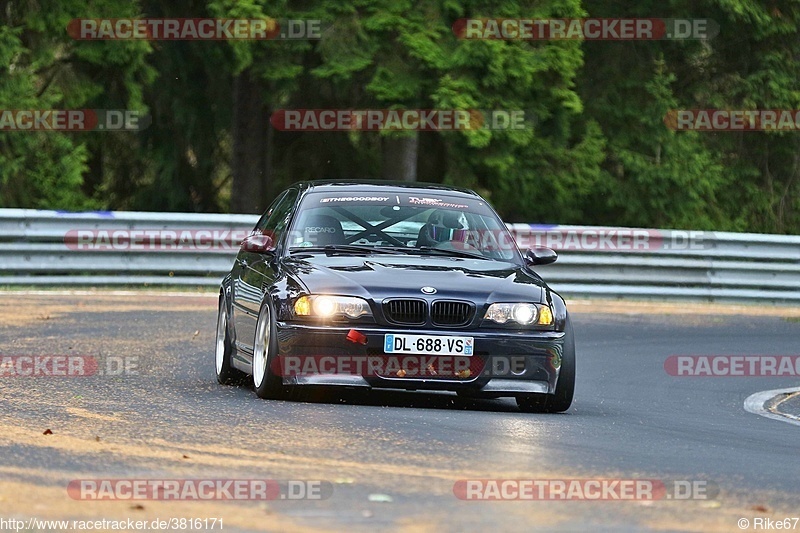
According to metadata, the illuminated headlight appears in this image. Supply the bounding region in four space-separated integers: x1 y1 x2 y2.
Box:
484 303 554 326
512 304 536 324
294 295 371 319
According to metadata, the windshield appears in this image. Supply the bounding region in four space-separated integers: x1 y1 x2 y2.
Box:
286 190 521 262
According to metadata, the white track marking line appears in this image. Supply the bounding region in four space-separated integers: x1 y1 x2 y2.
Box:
744 387 800 427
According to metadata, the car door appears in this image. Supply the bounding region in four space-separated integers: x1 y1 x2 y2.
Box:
231 189 298 360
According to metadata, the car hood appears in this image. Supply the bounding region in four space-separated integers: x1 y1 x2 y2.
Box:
283 254 546 304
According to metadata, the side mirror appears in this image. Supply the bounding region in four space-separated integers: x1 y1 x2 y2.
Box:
525 247 558 266
241 233 275 254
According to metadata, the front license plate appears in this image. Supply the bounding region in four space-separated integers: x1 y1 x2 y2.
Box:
384 334 474 356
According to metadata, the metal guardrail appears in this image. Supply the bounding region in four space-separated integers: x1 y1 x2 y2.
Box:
0 209 798 303
506 224 800 303
0 209 254 287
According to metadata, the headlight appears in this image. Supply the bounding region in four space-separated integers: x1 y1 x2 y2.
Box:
294 295 372 319
484 303 553 326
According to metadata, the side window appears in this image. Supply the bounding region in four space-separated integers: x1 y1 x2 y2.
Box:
257 188 299 245
254 191 288 233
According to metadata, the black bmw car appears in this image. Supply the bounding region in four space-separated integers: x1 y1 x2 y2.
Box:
215 181 575 412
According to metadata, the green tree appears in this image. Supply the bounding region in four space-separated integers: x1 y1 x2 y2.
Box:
0 0 152 210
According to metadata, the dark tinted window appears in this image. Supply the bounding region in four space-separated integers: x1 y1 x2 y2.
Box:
288 190 520 261
255 188 299 245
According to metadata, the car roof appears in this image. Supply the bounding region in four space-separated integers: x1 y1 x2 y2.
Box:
295 180 479 197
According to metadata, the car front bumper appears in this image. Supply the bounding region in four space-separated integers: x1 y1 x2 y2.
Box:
274 322 566 396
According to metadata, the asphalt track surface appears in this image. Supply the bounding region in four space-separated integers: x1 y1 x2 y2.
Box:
0 292 798 532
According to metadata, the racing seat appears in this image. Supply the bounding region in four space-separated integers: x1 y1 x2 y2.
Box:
302 214 345 246
416 211 466 247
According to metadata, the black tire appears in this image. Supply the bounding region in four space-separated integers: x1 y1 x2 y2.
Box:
215 295 246 385
517 314 576 413
252 300 289 400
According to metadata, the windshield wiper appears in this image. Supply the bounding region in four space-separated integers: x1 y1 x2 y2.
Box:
289 244 406 256
413 246 488 260
289 244 489 260
358 244 489 260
